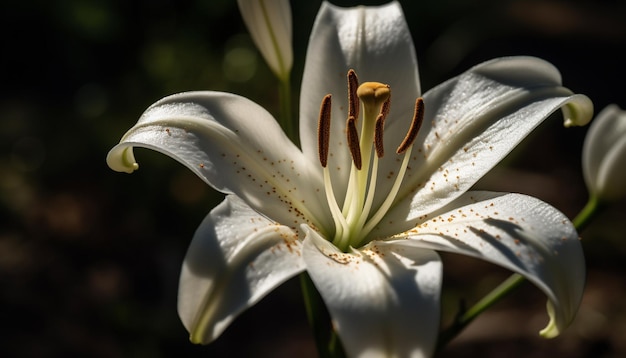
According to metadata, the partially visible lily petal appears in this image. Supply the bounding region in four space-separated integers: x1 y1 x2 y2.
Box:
302 225 442 358
376 56 593 234
390 191 585 338
178 195 305 344
237 0 292 81
582 104 626 201
299 1 420 198
106 91 332 233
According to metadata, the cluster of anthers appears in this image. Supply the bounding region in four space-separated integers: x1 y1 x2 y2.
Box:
317 69 424 252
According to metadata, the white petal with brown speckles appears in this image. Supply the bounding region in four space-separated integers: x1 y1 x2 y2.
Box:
178 195 305 344
388 191 585 337
303 225 442 358
107 91 333 233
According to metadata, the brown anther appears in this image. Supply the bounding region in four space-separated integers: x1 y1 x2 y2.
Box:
347 69 359 120
380 95 391 121
396 97 425 154
374 95 391 158
374 113 385 158
347 116 362 169
318 94 332 167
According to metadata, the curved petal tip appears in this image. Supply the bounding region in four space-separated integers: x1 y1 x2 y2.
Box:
539 301 560 338
107 144 140 173
563 94 594 127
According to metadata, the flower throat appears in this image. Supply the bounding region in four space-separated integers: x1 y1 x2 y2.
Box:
317 69 424 252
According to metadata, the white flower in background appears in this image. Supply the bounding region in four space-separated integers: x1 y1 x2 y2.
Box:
583 104 626 202
108 1 592 357
237 0 292 81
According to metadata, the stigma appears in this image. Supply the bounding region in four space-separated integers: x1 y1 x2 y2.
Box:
317 69 424 252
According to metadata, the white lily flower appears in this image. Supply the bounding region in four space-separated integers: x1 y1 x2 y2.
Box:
583 104 626 202
107 1 592 357
237 0 292 81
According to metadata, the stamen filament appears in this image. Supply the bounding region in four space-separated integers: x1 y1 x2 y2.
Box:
353 153 379 234
324 166 348 246
359 144 414 244
341 169 356 216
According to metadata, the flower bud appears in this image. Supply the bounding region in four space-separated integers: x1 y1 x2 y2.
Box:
582 104 626 201
237 0 293 82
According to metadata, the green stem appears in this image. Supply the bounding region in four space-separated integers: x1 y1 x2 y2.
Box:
300 273 327 357
437 194 603 350
278 76 295 143
300 273 345 358
328 329 346 358
437 273 526 350
572 195 602 232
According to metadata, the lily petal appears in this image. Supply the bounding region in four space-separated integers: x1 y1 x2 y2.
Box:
106 91 331 232
582 104 626 201
390 191 585 338
302 225 442 358
178 195 305 344
299 1 420 199
237 0 292 81
381 56 593 230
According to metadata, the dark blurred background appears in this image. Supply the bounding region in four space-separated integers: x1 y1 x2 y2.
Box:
1 0 625 357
